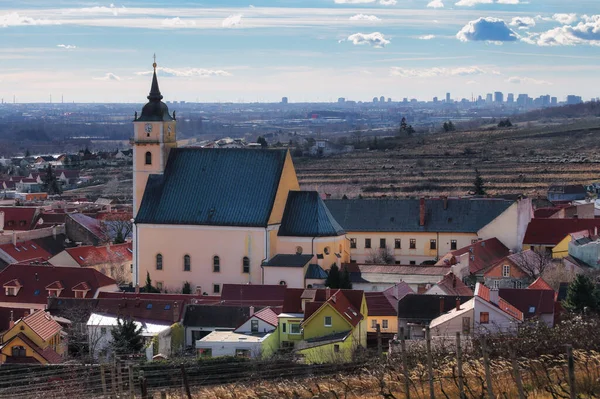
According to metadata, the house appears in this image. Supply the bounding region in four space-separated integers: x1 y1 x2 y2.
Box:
183 305 261 347
397 295 472 339
325 197 532 264
132 66 354 294
523 218 600 254
0 264 119 309
0 240 53 268
56 170 80 188
547 184 587 202
0 309 65 364
262 255 327 289
0 207 41 231
196 307 280 359
499 287 555 326
567 231 600 269
365 282 413 336
436 237 511 281
572 199 600 217
429 283 523 337
425 272 473 296
343 263 451 293
65 213 109 246
482 251 538 289
49 243 133 284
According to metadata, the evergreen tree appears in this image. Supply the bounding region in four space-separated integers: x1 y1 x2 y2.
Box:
25 149 31 157
563 274 600 313
406 125 415 135
448 121 456 131
325 263 341 289
144 272 160 293
111 318 144 356
473 168 486 195
42 164 62 195
340 267 352 289
182 281 192 295
114 230 125 245
257 136 268 148
443 122 449 132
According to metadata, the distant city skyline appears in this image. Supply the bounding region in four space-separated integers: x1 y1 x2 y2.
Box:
0 0 599 103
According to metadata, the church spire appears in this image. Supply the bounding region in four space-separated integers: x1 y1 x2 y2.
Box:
148 54 163 102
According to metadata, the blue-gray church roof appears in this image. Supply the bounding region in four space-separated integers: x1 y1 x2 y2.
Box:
278 191 345 237
136 148 288 227
324 198 513 233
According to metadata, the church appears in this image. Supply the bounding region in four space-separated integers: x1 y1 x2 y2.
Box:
132 62 348 294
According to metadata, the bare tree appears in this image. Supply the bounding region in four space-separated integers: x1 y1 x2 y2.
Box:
100 213 133 244
511 250 553 279
366 246 396 265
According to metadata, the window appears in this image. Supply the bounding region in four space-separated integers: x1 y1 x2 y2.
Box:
279 280 287 286
47 289 59 298
350 238 356 249
430 239 437 250
410 261 416 265
156 254 163 270
213 256 220 272
290 323 301 335
365 238 371 249
242 257 250 273
515 281 522 289
74 291 85 299
184 255 191 271
146 303 153 309
528 306 536 314
334 344 340 353
100 327 107 335
493 280 500 289
11 346 26 357
156 282 163 291
213 284 220 294
394 239 401 249
296 246 303 255
324 316 332 327
6 287 16 296
409 239 416 249
251 319 259 333
451 240 457 250
282 323 286 333
198 348 212 358
235 349 251 358
382 320 388 329
371 319 377 328
380 238 386 249
480 312 489 324
145 151 152 165
502 265 510 277
324 246 330 255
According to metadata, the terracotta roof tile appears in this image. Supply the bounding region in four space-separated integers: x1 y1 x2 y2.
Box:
435 272 474 296
0 240 52 263
63 243 132 267
0 207 40 231
437 238 510 274
500 288 554 318
365 292 397 317
524 219 600 246
21 310 62 341
475 284 491 302
497 298 524 321
252 307 279 327
528 277 554 291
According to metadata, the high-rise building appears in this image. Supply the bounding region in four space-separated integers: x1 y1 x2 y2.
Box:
516 94 529 107
387 98 392 103
540 95 551 106
380 96 385 103
433 97 438 103
494 92 504 104
507 93 514 104
372 97 378 103
566 95 583 105
446 93 451 103
338 97 345 104
486 93 493 103
281 97 288 104
551 97 558 105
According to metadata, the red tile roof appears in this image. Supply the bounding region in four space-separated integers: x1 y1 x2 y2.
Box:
97 291 218 305
475 284 523 321
365 292 397 317
0 240 53 263
253 307 279 327
499 288 555 319
437 238 510 274
94 298 185 323
63 243 132 267
435 272 474 296
300 289 364 328
523 219 600 246
220 284 288 307
528 277 554 291
21 310 62 341
475 283 491 302
0 207 40 231
0 264 116 306
66 213 107 241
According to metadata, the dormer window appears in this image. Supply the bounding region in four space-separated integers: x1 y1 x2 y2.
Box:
6 287 16 296
47 289 60 298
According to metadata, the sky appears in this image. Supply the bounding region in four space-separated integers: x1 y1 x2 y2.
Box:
0 0 599 103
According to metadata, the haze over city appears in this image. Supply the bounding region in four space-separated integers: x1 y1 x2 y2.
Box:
1 0 599 103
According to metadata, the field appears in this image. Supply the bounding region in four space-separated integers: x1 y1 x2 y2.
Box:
295 118 600 199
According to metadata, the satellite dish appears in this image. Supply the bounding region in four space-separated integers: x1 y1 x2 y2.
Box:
37 218 44 225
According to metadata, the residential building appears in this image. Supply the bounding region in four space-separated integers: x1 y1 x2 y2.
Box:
425 272 473 296
183 305 261 347
65 213 110 246
567 230 600 269
436 237 510 281
0 309 64 364
429 283 523 337
499 286 555 326
523 218 600 254
325 197 531 264
547 184 587 202
343 263 450 293
0 207 42 232
482 251 534 289
397 295 472 339
0 240 53 269
364 282 413 335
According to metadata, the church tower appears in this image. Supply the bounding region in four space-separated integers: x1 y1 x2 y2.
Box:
132 59 177 216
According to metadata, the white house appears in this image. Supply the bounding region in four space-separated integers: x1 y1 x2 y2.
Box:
429 283 523 337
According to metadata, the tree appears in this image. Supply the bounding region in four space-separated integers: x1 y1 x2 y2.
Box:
100 213 133 244
25 149 31 157
326 263 341 289
340 267 352 289
443 122 449 132
366 246 395 264
511 250 552 279
42 164 62 195
144 272 160 293
473 168 486 195
406 125 415 135
111 318 144 356
443 121 456 132
182 281 192 294
257 136 268 148
563 274 600 314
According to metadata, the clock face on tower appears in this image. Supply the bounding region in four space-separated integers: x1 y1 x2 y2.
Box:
144 123 153 134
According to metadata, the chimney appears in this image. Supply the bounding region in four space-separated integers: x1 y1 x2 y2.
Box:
23 310 29 317
172 302 179 323
12 231 16 246
326 287 331 300
134 284 140 294
455 297 461 311
452 275 457 288
489 288 499 305
249 306 255 317
9 310 14 329
0 211 4 232
439 297 444 315
52 225 57 239
443 196 448 210
419 198 425 226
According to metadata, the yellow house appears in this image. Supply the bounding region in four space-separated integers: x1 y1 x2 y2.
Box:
0 310 64 364
364 283 414 335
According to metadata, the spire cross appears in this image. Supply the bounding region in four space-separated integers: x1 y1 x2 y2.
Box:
152 53 157 70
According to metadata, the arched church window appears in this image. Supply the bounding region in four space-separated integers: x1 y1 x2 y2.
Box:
145 151 152 165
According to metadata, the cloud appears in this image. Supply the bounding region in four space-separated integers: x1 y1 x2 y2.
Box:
162 17 196 27
506 76 552 85
419 34 436 40
0 12 57 27
222 14 242 28
390 66 490 78
553 13 578 25
379 0 397 5
94 73 121 81
136 67 232 77
334 0 376 3
525 15 600 46
455 0 522 5
347 32 390 47
349 14 380 21
457 17 519 43
509 17 535 29
57 44 76 49
76 4 121 16
427 0 444 8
